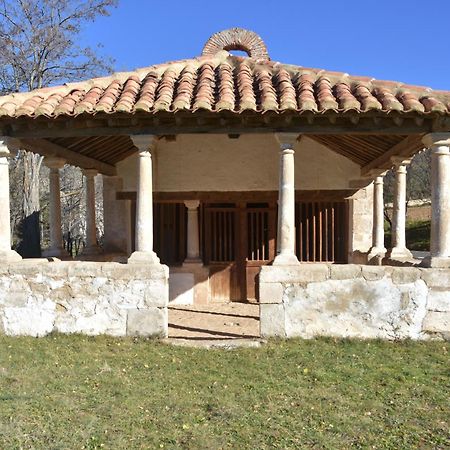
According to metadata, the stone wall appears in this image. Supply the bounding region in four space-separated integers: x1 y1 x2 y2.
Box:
260 264 450 340
0 260 168 337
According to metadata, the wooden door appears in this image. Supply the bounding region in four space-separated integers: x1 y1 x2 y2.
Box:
245 203 276 301
203 202 276 303
204 204 241 302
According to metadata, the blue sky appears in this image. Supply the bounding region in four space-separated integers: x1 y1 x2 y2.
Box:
82 0 450 90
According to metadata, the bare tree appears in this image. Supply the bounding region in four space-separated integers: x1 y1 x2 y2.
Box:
0 0 117 256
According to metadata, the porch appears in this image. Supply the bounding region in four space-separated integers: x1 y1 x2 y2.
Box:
0 28 449 339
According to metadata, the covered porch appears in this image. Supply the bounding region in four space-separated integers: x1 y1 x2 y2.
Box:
0 28 449 339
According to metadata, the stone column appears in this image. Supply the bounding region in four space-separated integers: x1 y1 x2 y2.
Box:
368 175 387 262
422 133 450 267
0 138 21 262
273 133 300 265
43 157 68 259
184 200 201 263
387 159 412 260
128 135 160 264
82 169 101 255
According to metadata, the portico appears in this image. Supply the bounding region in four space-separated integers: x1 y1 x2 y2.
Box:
0 28 449 339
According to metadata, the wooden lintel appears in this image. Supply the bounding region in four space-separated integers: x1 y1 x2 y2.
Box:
361 134 425 175
117 190 357 203
18 138 117 176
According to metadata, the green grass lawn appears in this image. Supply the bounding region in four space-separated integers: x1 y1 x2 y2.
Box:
385 220 431 252
0 336 448 449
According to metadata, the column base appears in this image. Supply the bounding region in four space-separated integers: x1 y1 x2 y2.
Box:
421 256 450 268
128 251 160 264
182 258 203 267
367 247 387 265
42 247 71 260
0 249 22 262
386 247 413 260
272 252 300 266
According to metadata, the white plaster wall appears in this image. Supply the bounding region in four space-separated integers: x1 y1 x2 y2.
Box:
117 134 360 192
348 183 374 260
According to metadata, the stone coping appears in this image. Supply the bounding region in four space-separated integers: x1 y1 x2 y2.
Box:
259 263 450 287
0 259 169 280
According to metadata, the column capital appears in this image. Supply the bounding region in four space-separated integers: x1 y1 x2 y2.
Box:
422 132 450 148
390 156 411 169
274 133 300 150
131 134 158 153
44 157 66 170
184 200 200 210
82 168 98 178
364 169 388 180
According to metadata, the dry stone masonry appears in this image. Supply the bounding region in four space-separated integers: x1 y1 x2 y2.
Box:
260 264 450 340
0 260 168 337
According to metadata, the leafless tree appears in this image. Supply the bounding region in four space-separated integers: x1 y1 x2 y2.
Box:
0 0 117 256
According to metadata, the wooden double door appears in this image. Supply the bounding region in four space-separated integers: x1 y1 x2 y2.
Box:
203 203 276 302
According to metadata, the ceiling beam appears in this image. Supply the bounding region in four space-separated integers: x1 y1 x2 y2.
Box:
18 138 117 176
361 134 425 176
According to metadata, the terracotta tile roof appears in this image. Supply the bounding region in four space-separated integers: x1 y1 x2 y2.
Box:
1 52 450 119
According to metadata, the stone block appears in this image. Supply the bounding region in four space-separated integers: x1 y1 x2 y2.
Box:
126 308 168 338
330 264 362 280
40 262 70 278
422 311 450 335
362 266 390 281
259 264 329 283
144 280 169 307
8 263 43 277
260 303 286 337
421 269 450 288
2 306 55 337
67 262 101 278
102 262 168 281
391 267 421 285
427 289 450 312
259 282 284 304
4 291 29 307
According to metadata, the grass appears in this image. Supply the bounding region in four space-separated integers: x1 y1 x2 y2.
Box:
0 336 448 449
406 220 431 251
385 220 431 252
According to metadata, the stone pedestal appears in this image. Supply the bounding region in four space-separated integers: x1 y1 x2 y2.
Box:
128 135 160 264
387 161 412 260
422 133 450 268
273 133 300 266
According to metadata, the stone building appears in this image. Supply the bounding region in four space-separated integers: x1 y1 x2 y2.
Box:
0 28 449 339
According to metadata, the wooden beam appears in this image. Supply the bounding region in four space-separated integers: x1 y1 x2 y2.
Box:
361 134 425 175
18 138 117 176
1 112 439 139
117 190 357 203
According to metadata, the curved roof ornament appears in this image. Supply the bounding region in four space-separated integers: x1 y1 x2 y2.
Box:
202 28 270 60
